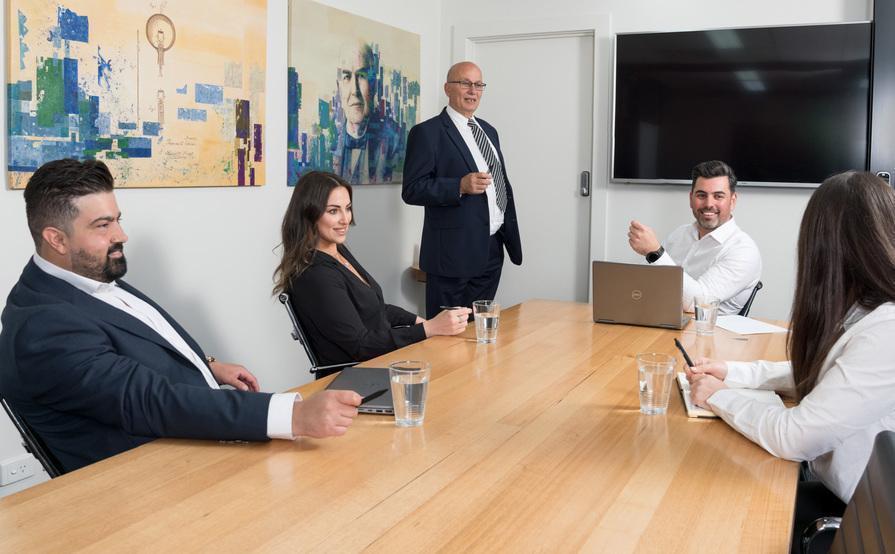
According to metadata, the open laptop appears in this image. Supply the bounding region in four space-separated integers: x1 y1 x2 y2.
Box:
325 366 393 414
592 261 690 329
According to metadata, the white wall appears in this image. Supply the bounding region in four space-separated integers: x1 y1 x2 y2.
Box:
0 0 439 497
441 0 872 321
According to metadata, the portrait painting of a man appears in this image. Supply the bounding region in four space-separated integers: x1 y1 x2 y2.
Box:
287 1 420 186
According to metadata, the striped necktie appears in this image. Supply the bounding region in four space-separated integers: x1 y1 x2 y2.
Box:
467 119 508 211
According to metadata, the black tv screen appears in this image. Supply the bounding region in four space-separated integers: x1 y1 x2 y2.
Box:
612 23 871 186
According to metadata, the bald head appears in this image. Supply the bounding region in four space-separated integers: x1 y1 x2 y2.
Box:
444 61 484 118
446 61 481 82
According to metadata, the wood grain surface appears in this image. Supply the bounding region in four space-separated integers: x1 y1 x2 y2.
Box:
0 300 797 552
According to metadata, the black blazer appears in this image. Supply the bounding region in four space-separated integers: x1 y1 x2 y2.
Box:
0 260 272 473
287 246 426 372
402 108 523 278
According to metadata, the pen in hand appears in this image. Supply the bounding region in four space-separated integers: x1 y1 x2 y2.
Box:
361 388 388 405
674 338 695 368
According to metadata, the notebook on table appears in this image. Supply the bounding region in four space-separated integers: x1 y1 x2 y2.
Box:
326 366 393 415
592 261 690 329
676 372 785 418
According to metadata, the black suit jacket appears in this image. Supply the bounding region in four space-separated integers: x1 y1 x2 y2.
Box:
0 260 271 472
287 246 426 372
402 108 522 278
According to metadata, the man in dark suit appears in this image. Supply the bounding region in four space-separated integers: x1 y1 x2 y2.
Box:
402 61 523 318
0 159 362 473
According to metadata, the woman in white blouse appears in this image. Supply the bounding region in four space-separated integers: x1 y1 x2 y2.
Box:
688 171 895 541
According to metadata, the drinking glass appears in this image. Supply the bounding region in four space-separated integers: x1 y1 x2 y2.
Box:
388 360 431 427
637 353 676 415
473 300 500 343
694 295 720 336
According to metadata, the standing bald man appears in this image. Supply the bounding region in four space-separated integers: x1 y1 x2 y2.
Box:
402 61 523 318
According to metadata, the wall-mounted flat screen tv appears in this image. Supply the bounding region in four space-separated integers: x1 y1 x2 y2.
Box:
612 23 871 187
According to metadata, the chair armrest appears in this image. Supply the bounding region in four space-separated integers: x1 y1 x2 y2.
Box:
801 516 842 554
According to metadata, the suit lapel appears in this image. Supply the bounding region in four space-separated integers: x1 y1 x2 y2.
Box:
117 280 207 361
22 261 201 366
439 108 479 173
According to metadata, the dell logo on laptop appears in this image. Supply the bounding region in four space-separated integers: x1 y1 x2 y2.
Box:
631 290 643 301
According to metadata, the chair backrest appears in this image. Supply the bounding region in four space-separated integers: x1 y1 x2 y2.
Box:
829 430 895 553
278 293 357 375
0 396 64 478
738 281 763 317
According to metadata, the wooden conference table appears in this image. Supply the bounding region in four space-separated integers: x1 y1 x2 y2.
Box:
0 300 797 552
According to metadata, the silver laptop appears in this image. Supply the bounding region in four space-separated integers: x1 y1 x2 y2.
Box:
326 366 393 414
592 261 690 329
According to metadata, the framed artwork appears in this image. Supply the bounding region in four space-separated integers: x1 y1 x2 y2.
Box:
287 0 420 186
6 0 267 189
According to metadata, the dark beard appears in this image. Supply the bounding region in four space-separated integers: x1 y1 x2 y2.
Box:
72 245 128 282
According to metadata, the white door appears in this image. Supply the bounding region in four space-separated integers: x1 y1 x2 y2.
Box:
454 19 610 306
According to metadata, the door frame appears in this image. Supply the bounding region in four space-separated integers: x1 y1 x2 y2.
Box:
452 15 613 301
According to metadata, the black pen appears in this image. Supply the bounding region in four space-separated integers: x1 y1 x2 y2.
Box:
440 305 465 310
361 388 388 405
674 338 695 368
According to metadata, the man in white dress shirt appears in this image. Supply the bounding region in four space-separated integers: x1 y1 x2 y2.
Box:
0 159 361 473
627 160 762 315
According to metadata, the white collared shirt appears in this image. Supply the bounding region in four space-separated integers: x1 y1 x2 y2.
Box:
32 253 297 440
653 217 762 315
446 105 505 235
708 303 895 502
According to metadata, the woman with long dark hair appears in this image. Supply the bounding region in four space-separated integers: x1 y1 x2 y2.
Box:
274 171 469 378
687 171 895 523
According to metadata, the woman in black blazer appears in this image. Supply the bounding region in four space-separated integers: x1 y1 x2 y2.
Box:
274 171 470 377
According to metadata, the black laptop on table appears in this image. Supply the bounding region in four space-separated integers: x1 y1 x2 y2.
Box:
325 366 394 414
592 261 690 330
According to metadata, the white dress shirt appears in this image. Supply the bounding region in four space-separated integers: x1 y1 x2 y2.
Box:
653 218 761 314
446 105 505 235
708 303 895 502
32 254 298 440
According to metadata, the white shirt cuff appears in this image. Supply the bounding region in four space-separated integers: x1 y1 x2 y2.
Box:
723 362 755 388
267 392 301 440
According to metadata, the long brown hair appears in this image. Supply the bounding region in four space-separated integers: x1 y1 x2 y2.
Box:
789 171 895 399
273 171 354 295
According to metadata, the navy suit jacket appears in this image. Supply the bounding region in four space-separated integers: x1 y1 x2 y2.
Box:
0 260 271 472
402 108 522 278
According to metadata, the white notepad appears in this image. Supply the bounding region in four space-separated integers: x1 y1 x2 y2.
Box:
716 315 788 335
677 373 718 418
676 372 785 418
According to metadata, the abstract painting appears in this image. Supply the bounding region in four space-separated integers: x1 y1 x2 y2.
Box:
287 0 420 186
6 0 267 189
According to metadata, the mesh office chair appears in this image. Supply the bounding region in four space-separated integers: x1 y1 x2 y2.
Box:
278 293 357 376
0 395 64 478
737 281 763 317
801 430 895 553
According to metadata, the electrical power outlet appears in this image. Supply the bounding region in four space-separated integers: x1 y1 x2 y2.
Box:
0 454 36 486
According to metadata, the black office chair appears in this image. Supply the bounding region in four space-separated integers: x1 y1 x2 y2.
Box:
801 430 895 553
737 281 763 317
0 395 64 478
278 293 357 376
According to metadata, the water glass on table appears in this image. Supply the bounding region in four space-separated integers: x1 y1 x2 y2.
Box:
388 360 431 427
694 295 720 336
637 352 676 415
473 300 500 343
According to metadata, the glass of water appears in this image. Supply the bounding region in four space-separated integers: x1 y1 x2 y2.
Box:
473 300 500 343
694 295 720 336
388 360 431 427
637 353 676 415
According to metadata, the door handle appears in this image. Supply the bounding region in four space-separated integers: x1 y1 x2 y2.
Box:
580 171 591 197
